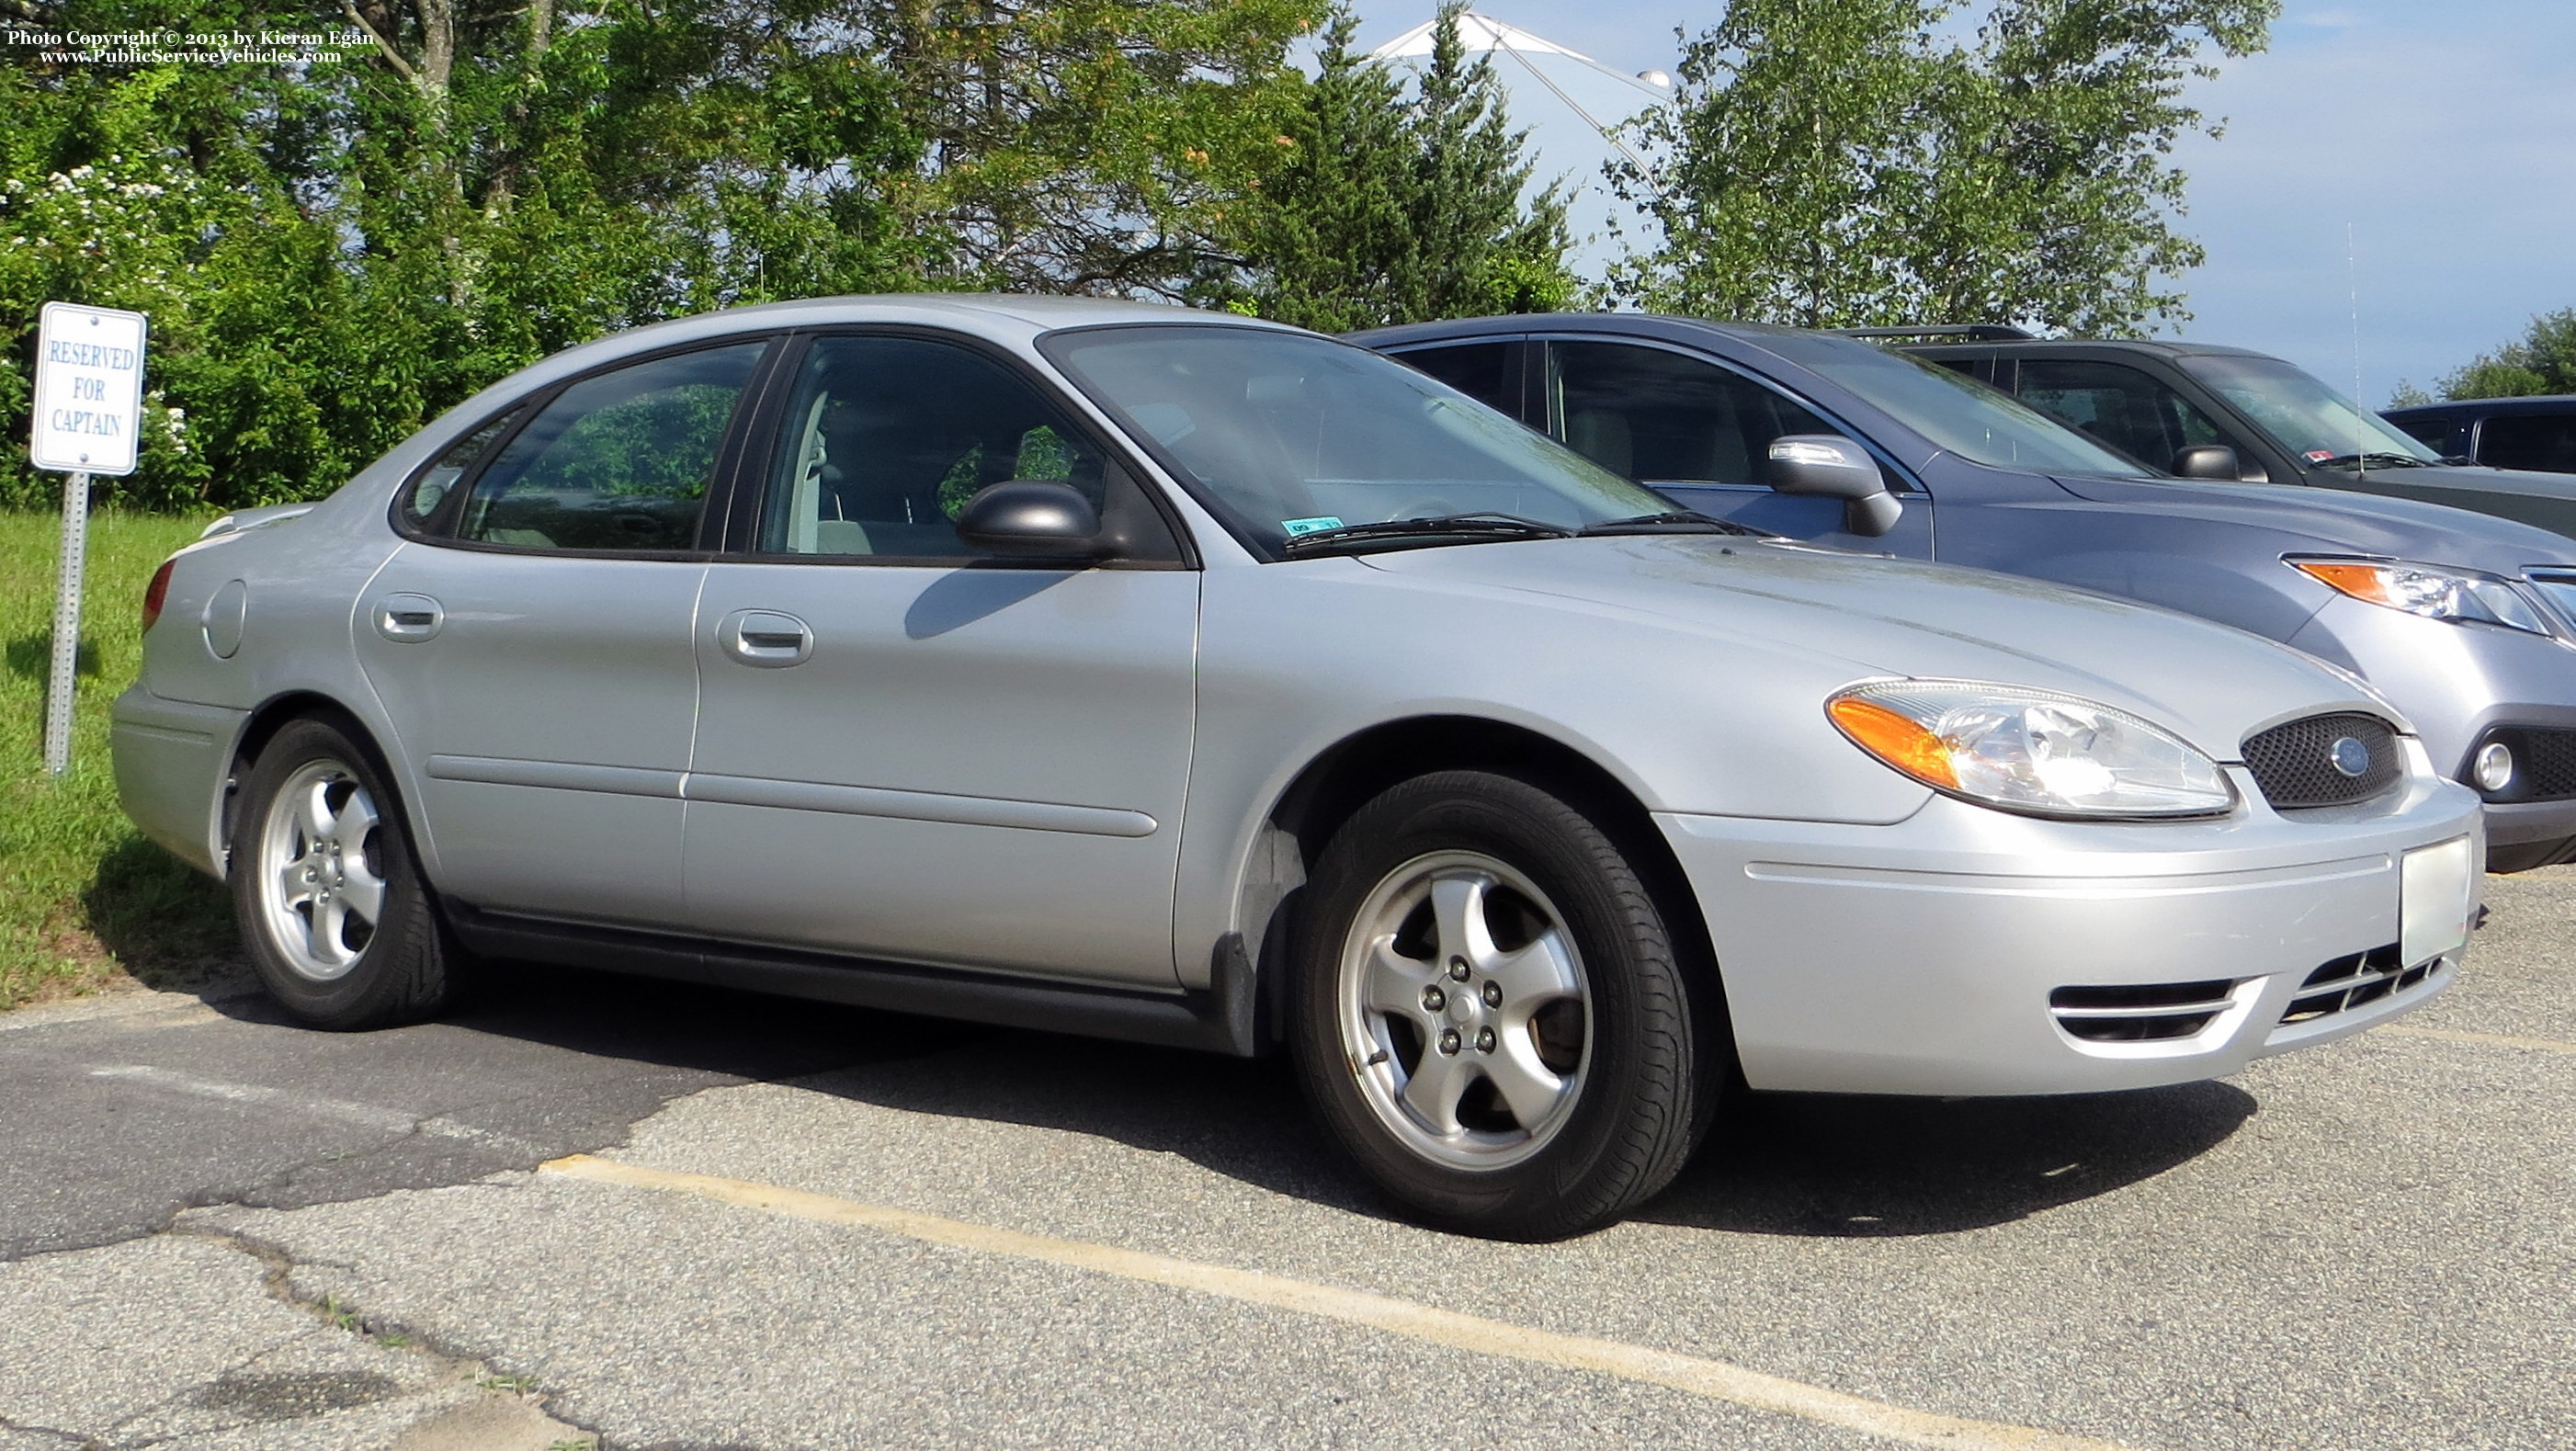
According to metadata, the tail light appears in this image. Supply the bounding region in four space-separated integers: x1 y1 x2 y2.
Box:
142 558 176 634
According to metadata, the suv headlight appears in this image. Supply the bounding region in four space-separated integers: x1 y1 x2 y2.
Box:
2287 557 2549 636
1827 681 2237 819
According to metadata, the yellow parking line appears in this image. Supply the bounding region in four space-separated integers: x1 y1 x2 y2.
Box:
2374 1024 2576 1056
540 1153 2140 1451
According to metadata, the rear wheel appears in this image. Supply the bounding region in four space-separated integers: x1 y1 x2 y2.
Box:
1289 771 1720 1239
232 717 455 1029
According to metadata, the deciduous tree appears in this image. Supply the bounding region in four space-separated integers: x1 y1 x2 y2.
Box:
1615 0 2276 334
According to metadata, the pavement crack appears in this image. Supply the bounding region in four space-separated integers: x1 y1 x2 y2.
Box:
165 1222 603 1449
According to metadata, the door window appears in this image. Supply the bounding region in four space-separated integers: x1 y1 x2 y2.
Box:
754 334 1175 561
2479 414 2576 475
2012 358 2262 478
455 343 764 551
1546 341 1834 485
1390 342 1517 415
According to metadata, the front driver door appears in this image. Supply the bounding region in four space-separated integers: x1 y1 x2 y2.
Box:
684 333 1200 987
1538 338 1935 558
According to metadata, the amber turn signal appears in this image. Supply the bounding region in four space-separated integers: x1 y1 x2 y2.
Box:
1827 695 1958 789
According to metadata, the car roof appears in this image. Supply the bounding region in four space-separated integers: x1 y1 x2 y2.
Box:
469 294 1303 410
1898 337 2281 361
2383 395 2576 419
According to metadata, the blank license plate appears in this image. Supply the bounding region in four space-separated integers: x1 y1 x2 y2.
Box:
2400 837 2474 968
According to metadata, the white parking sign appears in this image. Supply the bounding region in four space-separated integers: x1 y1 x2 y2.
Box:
30 301 148 477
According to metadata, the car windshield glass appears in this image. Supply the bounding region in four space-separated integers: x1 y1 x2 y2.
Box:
1042 325 1674 558
1755 332 2151 477
2179 354 2442 466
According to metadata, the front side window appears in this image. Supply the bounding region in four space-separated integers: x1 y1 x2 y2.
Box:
1547 341 1836 486
1043 326 1669 558
753 334 1147 561
2478 414 2576 475
457 343 765 550
2177 354 2442 468
2014 358 2262 478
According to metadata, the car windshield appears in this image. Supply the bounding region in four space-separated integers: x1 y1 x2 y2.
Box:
1042 325 1674 558
1755 331 2152 477
2177 354 2443 467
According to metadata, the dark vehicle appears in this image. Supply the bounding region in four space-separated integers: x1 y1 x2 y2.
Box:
2385 396 2576 478
1890 331 2576 541
1351 313 2576 870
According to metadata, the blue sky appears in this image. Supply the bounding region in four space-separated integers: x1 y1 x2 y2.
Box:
1350 2 2576 405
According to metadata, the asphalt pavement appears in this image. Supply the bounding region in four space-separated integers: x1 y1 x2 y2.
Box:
1 869 2570 1450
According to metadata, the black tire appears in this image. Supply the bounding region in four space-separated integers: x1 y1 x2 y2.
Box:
1288 771 1722 1240
229 716 456 1030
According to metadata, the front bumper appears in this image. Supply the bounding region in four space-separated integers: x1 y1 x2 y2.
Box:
1657 764 2483 1096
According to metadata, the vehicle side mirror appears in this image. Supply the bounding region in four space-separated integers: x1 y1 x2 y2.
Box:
2173 445 2241 481
1765 435 1901 538
953 480 1107 559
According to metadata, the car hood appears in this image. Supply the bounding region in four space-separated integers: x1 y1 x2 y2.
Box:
2350 461 2576 501
2046 470 2576 571
1356 536 2385 755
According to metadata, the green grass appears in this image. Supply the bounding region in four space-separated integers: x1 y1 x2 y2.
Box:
1 507 241 1011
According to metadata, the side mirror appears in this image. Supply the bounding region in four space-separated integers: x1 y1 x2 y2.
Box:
2173 445 2241 481
1765 435 1901 538
953 480 1106 559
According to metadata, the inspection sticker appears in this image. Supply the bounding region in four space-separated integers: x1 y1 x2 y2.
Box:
29 301 148 476
1281 516 1345 535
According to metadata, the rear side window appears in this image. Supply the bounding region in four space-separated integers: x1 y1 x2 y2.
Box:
2479 414 2576 475
457 343 766 551
1392 343 1517 416
401 408 519 530
1547 341 1833 486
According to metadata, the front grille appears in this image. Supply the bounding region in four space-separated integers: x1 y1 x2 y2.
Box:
2279 944 2443 1026
2242 713 2402 810
2049 979 2240 1043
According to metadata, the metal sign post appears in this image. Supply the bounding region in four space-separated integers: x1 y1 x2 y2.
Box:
44 470 92 776
28 301 148 777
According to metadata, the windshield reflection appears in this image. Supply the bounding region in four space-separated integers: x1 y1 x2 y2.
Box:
1044 326 1674 559
2180 355 2441 467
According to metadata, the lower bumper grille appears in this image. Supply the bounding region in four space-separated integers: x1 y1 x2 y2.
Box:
2280 944 2443 1026
2049 979 2240 1043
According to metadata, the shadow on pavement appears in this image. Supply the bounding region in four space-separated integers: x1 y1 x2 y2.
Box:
140 947 2254 1238
1640 1080 2258 1237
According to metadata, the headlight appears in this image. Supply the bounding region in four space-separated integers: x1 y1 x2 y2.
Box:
2287 557 2549 636
1827 681 2237 819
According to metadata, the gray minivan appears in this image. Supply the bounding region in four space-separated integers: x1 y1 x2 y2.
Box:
1354 314 2576 870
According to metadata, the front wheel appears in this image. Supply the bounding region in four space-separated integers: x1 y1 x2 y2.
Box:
231 716 456 1029
1289 771 1721 1239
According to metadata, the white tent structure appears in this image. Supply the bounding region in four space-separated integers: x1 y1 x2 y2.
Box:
1369 13 1674 280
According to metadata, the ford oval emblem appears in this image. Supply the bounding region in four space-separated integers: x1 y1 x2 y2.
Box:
2330 736 2371 778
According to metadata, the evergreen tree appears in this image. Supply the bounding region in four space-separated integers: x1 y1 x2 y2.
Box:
1226 4 1576 333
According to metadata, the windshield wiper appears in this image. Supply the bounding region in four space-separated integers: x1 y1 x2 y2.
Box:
1578 509 1767 538
1278 513 1575 557
2309 451 2433 470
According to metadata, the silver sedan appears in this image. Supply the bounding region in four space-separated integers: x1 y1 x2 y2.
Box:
114 297 2481 1238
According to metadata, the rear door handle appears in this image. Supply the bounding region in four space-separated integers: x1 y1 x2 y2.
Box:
373 594 444 642
719 608 813 668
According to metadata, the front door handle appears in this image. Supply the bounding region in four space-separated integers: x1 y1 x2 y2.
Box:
719 608 813 668
373 594 444 642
